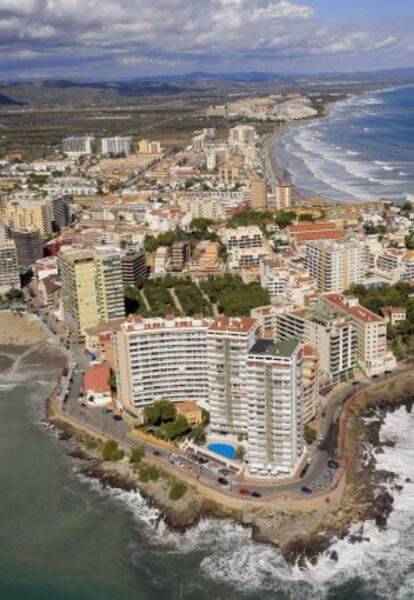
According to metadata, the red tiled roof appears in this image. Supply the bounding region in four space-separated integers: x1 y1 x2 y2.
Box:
324 294 383 324
83 363 111 393
208 315 258 333
288 221 339 233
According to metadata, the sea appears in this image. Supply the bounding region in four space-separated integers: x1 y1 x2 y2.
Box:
273 85 414 203
0 341 413 599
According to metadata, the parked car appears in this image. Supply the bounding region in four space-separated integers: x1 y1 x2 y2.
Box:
300 486 313 495
251 491 262 498
153 450 161 457
197 457 209 465
238 489 251 496
327 460 339 469
217 477 229 486
112 414 123 421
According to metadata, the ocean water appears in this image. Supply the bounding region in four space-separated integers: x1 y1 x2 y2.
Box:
273 86 414 203
0 348 413 599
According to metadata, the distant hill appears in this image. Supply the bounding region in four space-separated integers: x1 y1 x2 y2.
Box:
0 68 413 107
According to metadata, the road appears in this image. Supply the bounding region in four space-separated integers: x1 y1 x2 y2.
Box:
21 288 414 502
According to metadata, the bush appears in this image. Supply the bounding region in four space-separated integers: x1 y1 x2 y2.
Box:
102 440 125 462
130 447 145 464
85 437 100 450
169 481 187 501
138 465 160 482
304 424 317 445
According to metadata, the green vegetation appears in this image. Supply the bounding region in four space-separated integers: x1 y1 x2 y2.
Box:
85 437 101 450
169 481 187 501
227 209 297 231
138 465 160 483
108 373 117 392
363 224 387 235
144 399 177 426
304 424 317 445
200 273 270 316
130 447 145 464
144 224 219 254
102 440 125 462
173 276 212 316
143 400 192 441
405 234 414 250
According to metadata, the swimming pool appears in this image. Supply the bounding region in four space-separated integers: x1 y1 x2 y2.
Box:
207 443 236 460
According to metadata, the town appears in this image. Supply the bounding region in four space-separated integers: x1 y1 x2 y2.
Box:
1 104 413 503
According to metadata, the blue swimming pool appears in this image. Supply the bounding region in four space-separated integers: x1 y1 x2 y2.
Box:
207 443 236 460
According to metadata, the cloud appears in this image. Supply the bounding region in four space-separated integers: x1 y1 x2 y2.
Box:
0 0 409 77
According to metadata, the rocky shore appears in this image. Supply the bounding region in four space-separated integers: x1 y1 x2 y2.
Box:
46 368 414 566
243 373 414 565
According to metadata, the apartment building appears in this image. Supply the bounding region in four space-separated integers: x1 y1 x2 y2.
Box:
247 338 304 475
250 174 266 210
5 197 52 238
207 316 260 434
0 240 20 294
50 196 71 230
276 181 293 210
114 316 211 409
322 294 391 376
222 225 263 250
121 249 148 287
287 221 344 245
304 240 365 293
62 136 96 158
275 301 357 383
58 246 125 336
260 258 316 306
101 137 134 156
11 228 42 270
170 241 191 272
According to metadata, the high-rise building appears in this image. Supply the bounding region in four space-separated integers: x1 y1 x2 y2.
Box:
247 338 304 475
250 174 266 210
0 240 20 294
114 316 210 409
275 300 357 383
62 136 96 158
101 137 134 156
276 181 293 210
121 249 148 287
304 240 365 293
11 228 42 270
207 316 260 434
50 196 71 230
170 241 191 272
58 246 125 336
5 197 52 238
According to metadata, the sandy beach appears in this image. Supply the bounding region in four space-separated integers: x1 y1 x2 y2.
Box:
0 312 48 346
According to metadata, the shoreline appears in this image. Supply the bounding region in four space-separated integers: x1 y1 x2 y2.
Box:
44 331 414 564
263 84 409 205
6 310 413 566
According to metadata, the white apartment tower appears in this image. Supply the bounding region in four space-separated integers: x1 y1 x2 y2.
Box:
247 338 304 475
207 316 260 434
101 137 134 156
114 316 210 409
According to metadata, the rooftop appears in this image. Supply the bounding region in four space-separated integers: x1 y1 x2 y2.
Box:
323 294 383 324
208 315 258 333
249 338 300 358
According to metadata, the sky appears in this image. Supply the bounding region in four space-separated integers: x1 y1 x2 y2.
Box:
0 0 413 80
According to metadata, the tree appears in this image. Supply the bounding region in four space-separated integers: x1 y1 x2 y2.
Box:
130 447 145 464
144 399 177 426
304 424 317 445
102 440 125 462
275 210 297 229
162 414 191 441
108 373 117 392
169 481 187 501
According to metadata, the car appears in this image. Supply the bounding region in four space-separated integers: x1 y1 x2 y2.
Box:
112 414 123 421
217 477 229 486
372 374 379 379
352 380 360 386
300 486 313 495
153 450 161 457
197 457 209 465
238 489 251 496
219 468 231 477
327 460 339 469
384 370 392 375
251 491 262 498
104 408 112 414
315 483 323 489
175 460 184 468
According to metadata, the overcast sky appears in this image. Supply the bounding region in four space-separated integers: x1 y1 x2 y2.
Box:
1 0 413 79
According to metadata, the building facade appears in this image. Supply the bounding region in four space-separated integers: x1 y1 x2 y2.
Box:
0 240 20 294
